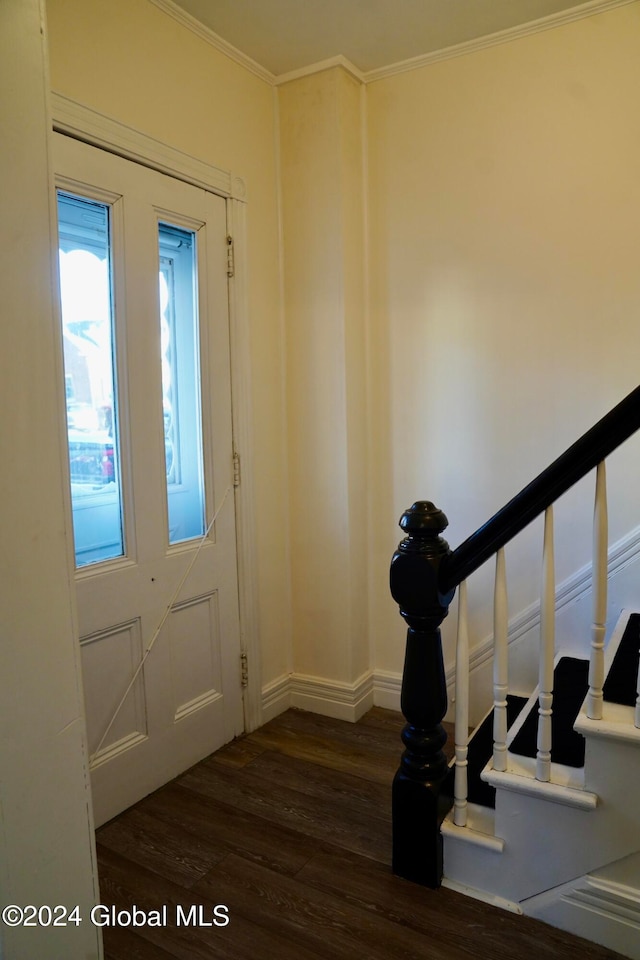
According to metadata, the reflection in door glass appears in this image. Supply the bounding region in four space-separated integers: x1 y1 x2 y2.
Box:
158 223 206 544
57 192 124 566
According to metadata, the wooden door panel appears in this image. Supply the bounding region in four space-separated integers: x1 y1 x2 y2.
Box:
54 133 244 827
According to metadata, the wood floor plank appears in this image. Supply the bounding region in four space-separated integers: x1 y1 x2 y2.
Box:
97 846 231 960
245 721 397 784
178 750 391 863
244 708 455 785
134 780 329 877
102 923 178 960
253 707 453 759
97 845 328 960
195 852 479 960
220 746 391 817
358 706 407 731
295 847 623 960
97 806 227 888
207 737 267 769
359 706 456 748
250 707 402 759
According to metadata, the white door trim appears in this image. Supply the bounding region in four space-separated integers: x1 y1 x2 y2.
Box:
51 91 262 733
51 93 247 199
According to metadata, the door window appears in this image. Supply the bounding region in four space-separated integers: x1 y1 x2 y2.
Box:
58 201 211 562
57 192 124 566
158 222 206 544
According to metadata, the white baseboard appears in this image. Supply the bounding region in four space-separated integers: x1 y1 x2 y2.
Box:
261 670 376 723
261 673 291 723
259 523 640 730
289 671 374 722
262 668 448 722
260 535 628 727
372 669 402 711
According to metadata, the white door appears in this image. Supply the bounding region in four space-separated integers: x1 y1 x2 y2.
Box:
53 133 244 826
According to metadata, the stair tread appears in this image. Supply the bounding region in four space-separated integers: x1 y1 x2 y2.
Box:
450 617 640 814
456 659 589 812
509 657 589 768
603 611 640 706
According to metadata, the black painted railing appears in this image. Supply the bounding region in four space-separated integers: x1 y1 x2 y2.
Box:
390 384 640 887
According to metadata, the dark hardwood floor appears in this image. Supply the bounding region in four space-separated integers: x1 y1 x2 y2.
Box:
96 708 624 960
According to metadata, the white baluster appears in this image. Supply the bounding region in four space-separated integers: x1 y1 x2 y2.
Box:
493 548 508 772
536 506 555 781
588 461 607 720
454 580 469 826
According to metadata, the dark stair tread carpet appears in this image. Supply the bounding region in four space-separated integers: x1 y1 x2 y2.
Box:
446 619 640 816
603 612 640 707
452 658 590 812
509 657 589 768
444 695 527 811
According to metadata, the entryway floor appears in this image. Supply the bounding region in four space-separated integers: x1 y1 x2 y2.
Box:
96 707 625 960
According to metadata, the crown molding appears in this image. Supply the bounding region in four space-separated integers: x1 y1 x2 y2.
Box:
364 0 638 83
148 0 275 85
275 55 365 87
149 0 636 87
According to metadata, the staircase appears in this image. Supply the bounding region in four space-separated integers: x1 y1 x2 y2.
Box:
441 611 640 958
389 386 640 960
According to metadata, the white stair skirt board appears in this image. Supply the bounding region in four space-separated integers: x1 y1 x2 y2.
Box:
442 877 522 915
522 858 640 960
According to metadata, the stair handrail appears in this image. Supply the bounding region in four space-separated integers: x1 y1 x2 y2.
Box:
438 384 640 595
390 382 640 890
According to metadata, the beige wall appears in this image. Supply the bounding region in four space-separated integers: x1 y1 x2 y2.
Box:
47 0 291 690
367 2 640 682
278 67 368 685
44 0 640 715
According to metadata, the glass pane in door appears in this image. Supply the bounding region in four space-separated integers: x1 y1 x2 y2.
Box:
158 222 206 544
57 192 124 566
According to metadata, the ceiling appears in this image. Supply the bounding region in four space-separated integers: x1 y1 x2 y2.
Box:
168 0 604 76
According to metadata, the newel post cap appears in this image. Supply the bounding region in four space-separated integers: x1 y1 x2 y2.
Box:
390 501 454 625
399 501 449 538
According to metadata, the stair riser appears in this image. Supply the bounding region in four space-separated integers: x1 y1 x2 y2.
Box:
445 778 640 902
584 736 640 804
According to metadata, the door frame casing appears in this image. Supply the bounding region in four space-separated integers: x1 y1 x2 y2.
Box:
51 92 262 733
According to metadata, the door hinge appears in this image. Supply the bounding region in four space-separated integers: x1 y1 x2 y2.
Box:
226 234 235 278
240 651 248 688
233 450 241 487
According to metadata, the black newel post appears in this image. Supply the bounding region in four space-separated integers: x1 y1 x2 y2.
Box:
390 501 455 888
